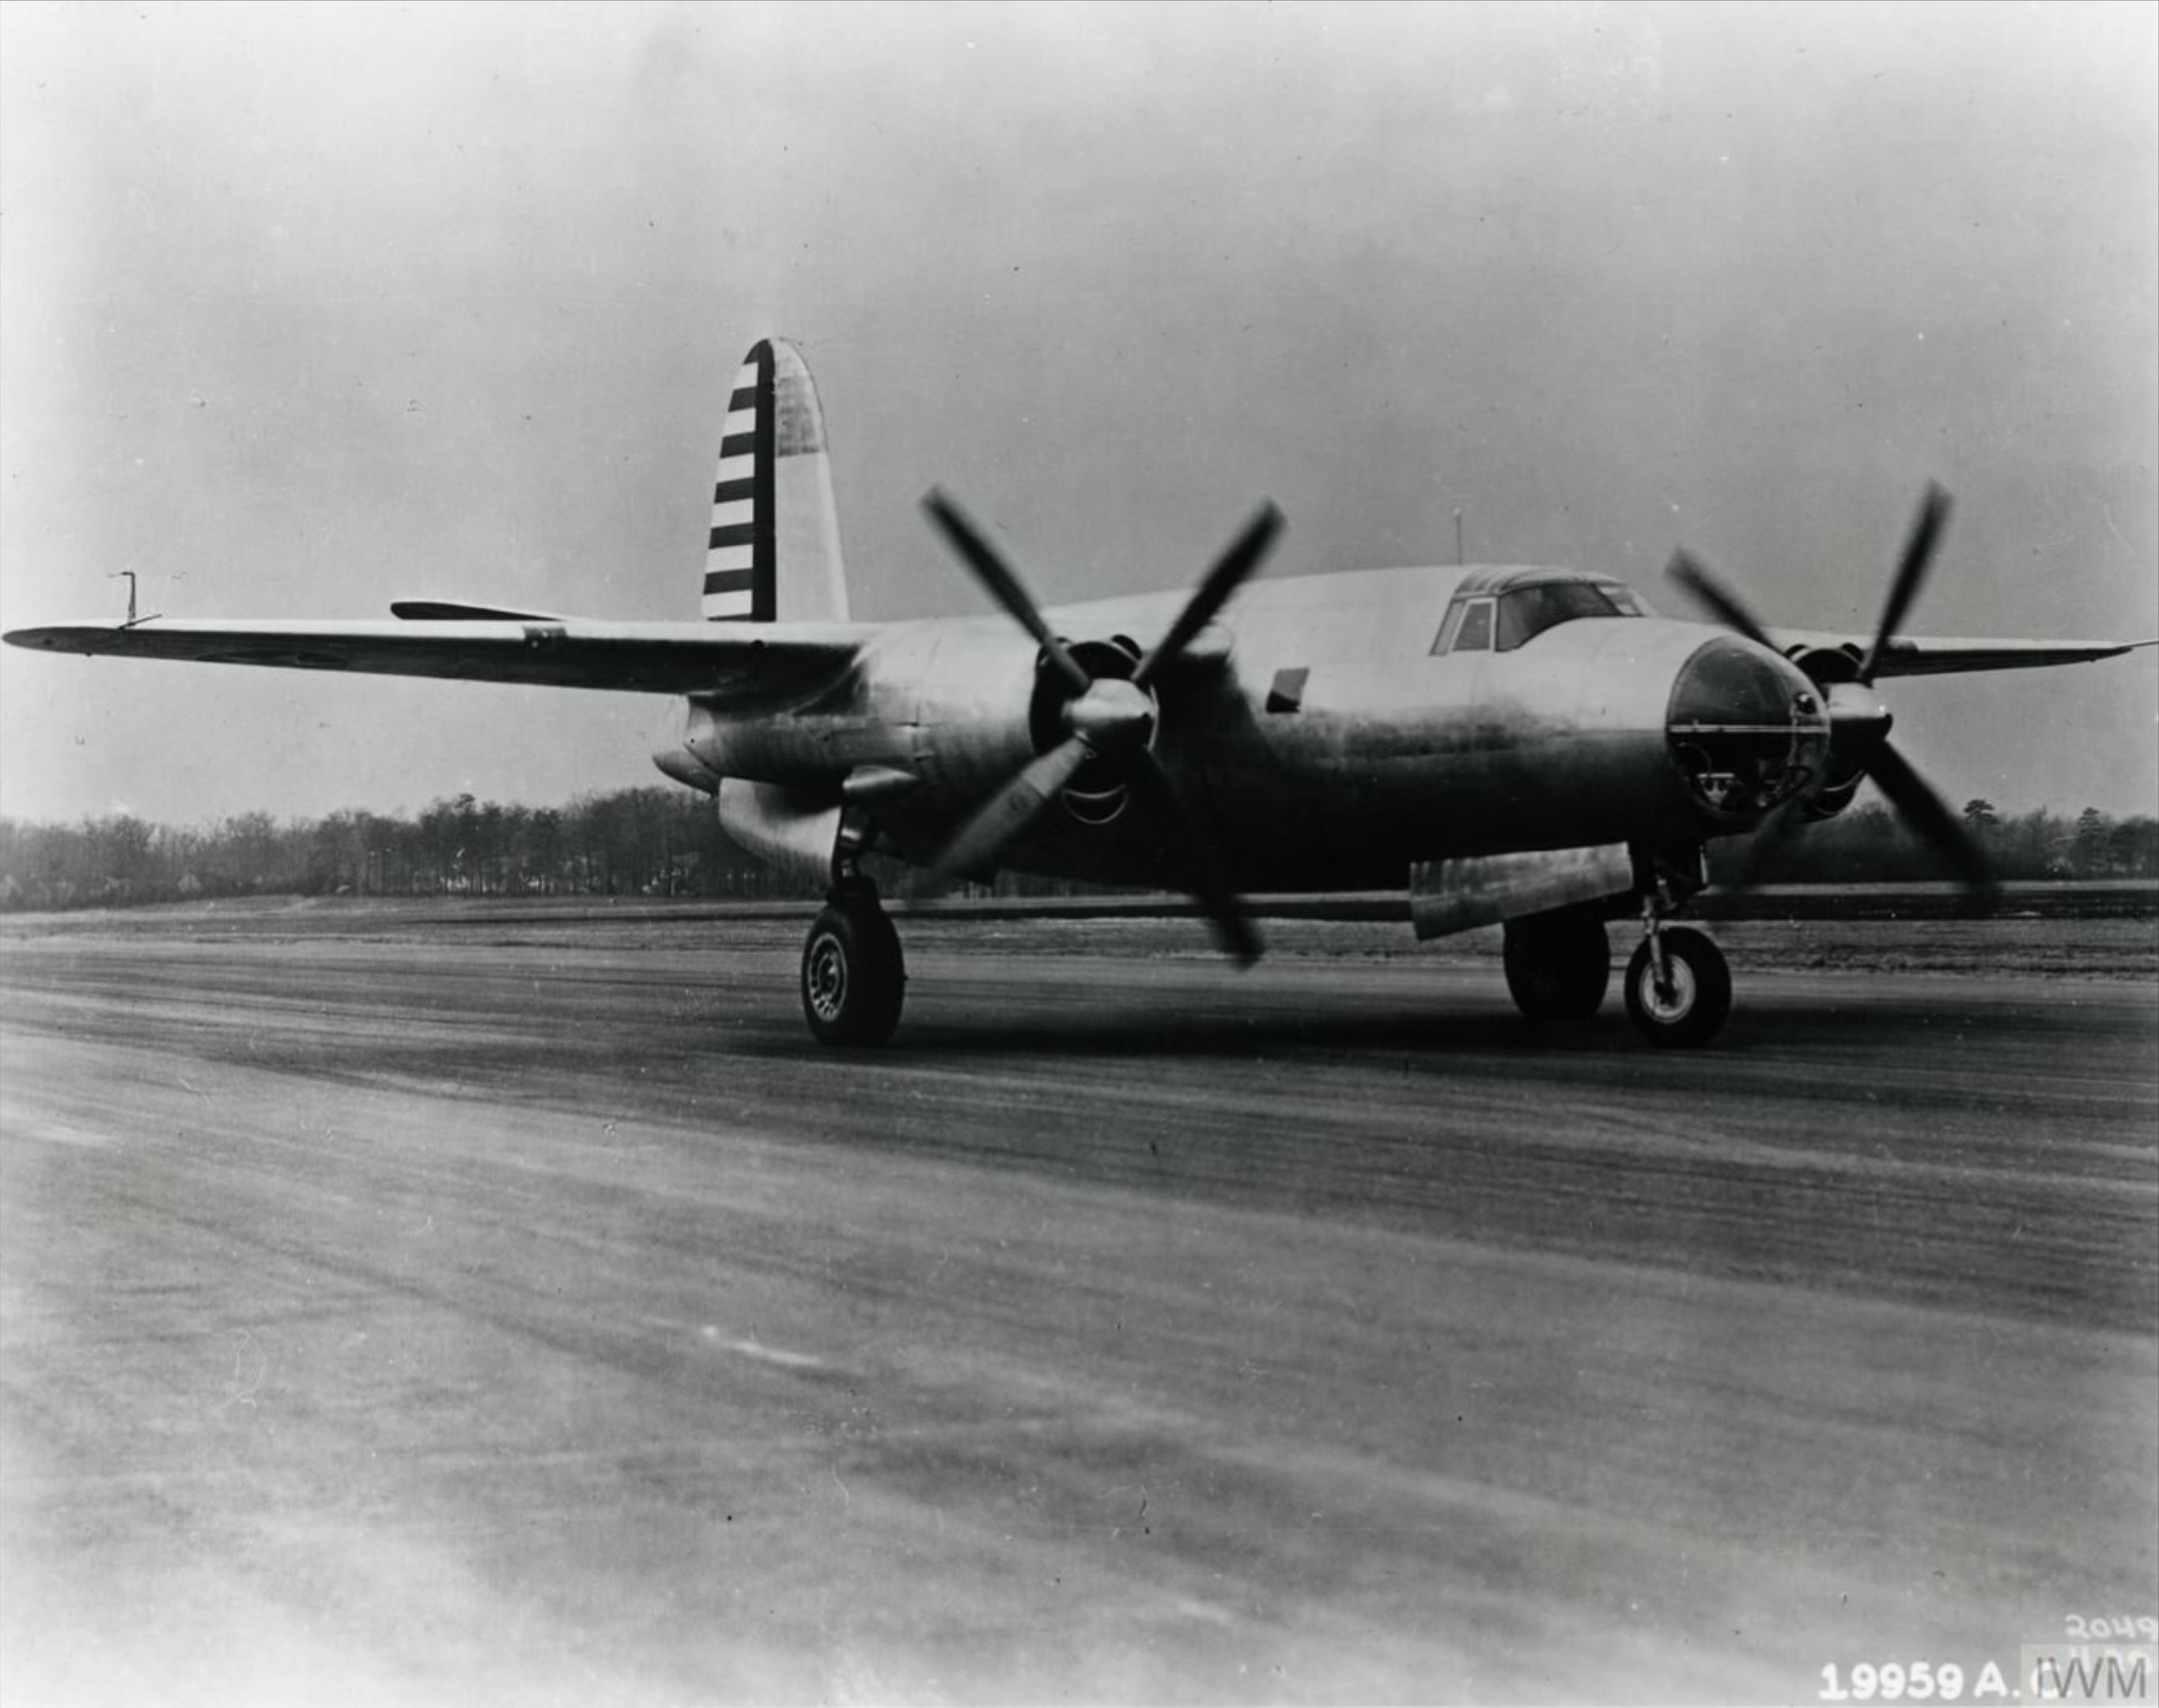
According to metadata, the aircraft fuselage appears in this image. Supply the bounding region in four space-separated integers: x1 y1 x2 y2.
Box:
676 564 1831 891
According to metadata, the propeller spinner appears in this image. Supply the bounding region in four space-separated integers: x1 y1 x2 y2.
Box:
918 492 1281 963
1668 483 1994 897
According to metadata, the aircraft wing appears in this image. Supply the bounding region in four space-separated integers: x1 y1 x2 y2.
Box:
1765 629 2157 678
0 615 874 697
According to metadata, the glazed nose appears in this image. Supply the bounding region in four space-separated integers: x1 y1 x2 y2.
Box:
1666 636 1831 818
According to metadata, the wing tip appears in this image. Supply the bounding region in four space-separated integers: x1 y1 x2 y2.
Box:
3 624 108 652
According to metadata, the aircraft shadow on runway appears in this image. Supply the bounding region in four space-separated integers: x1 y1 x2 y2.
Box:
726 978 2095 1064
732 996 1771 1062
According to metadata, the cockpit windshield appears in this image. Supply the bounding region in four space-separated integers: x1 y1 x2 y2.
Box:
1430 573 1656 657
1493 580 1650 651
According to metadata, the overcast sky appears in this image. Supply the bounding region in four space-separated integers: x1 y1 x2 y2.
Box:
2 0 2153 826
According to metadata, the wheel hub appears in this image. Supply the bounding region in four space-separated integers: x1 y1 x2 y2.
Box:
805 932 848 1022
1639 953 1696 1021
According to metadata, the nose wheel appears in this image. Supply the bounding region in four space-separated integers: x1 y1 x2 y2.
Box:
800 884 906 1046
1624 920 1730 1047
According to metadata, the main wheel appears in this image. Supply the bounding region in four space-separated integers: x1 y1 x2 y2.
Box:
1623 926 1731 1048
1503 912 1611 1022
800 901 906 1046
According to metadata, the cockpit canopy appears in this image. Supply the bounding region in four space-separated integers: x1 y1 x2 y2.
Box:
1430 568 1654 656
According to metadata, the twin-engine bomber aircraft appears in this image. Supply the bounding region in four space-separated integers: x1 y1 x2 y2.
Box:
8 338 2152 1046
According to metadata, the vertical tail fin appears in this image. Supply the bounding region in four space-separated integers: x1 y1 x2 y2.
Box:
703 338 849 623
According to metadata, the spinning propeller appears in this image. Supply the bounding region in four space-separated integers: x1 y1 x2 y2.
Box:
1668 483 1994 897
918 491 1282 963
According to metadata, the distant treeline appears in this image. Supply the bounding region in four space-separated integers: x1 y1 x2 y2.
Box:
0 790 2153 913
1709 800 2159 886
0 788 797 913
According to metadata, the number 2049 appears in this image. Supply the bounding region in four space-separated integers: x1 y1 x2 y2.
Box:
1819 1661 2010 1701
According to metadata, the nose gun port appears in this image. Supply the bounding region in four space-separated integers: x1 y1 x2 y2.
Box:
1666 637 1831 819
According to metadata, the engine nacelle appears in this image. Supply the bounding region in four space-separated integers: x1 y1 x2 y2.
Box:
1804 761 1867 821
717 779 843 890
1785 642 1865 684
1802 680 1896 820
652 701 720 795
1028 635 1147 826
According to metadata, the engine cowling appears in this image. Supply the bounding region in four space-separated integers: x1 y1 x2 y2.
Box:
1027 635 1150 825
1802 678 1896 822
651 701 720 795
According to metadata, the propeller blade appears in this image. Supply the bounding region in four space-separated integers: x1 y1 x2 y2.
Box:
1132 503 1284 692
1861 483 1952 686
1864 738 1995 898
1126 748 1262 965
922 490 1093 697
1722 790 1814 888
1666 550 1776 651
921 734 1092 893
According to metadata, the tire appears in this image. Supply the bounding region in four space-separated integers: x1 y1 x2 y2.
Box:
800 902 906 1046
1623 926 1732 1048
1503 913 1611 1022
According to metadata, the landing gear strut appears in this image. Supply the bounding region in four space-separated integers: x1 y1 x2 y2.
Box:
1624 898 1730 1048
800 878 906 1046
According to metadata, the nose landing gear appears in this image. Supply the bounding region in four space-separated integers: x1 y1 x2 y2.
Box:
1495 845 1731 1046
1624 898 1730 1047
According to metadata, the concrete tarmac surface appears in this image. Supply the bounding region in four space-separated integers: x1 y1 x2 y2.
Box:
2 913 2153 1705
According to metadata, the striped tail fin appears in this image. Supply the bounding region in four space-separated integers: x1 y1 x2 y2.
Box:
703 338 849 623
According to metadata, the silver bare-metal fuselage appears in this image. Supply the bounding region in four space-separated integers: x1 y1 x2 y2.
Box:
675 565 1829 892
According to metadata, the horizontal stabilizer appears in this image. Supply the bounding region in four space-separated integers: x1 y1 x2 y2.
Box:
3 616 872 699
391 599 570 622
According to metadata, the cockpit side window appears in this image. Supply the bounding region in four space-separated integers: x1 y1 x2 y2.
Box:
1452 599 1495 652
1429 603 1465 656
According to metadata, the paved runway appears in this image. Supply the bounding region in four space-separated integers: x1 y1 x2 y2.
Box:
2 916 2153 1704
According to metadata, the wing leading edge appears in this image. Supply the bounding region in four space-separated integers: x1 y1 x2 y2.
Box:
1 616 872 698
1764 629 2157 678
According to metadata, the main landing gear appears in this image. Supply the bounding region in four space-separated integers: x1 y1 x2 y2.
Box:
1501 892 1732 1047
1502 908 1611 1022
800 879 906 1046
801 869 1730 1050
